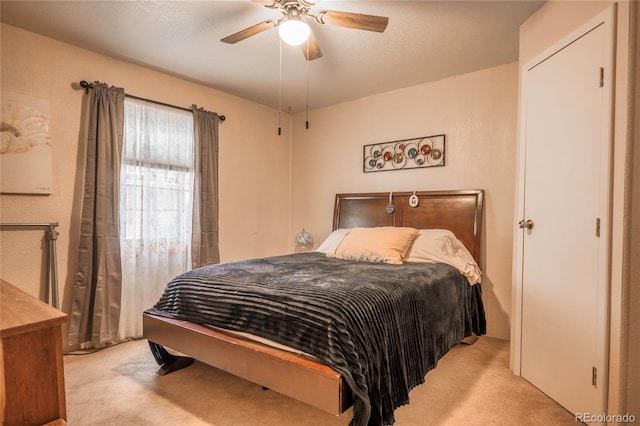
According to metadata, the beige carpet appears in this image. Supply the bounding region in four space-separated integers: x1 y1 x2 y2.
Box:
64 337 578 425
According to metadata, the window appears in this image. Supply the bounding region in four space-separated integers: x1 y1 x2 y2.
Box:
118 98 194 339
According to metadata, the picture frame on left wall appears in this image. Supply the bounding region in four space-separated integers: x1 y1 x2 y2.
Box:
1 91 53 194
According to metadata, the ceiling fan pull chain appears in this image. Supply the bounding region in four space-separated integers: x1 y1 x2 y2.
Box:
278 38 282 136
306 39 310 130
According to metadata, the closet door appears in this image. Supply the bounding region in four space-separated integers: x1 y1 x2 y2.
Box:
516 8 613 416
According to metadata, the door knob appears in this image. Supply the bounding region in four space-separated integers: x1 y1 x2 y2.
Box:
519 219 534 230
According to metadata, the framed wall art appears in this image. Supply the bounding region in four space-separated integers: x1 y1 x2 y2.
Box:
363 134 445 173
1 91 52 194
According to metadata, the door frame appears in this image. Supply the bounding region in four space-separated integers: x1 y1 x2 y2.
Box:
512 5 615 409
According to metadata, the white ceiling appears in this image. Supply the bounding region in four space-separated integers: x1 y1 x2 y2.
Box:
1 1 545 113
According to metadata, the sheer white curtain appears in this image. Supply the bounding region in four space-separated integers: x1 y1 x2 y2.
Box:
118 98 194 340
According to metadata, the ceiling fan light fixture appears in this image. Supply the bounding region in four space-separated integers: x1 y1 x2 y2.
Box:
278 17 311 46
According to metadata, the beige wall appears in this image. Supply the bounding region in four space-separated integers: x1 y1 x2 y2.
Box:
289 62 519 340
0 24 292 350
517 0 638 417
519 1 617 65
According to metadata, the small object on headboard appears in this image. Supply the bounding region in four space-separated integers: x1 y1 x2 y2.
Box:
385 192 395 214
409 191 419 208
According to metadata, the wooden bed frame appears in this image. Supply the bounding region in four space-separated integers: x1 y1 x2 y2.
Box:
143 189 484 416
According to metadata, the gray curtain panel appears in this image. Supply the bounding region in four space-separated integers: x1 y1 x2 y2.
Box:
68 83 125 346
191 106 221 268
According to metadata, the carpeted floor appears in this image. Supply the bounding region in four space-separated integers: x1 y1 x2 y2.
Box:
64 337 578 425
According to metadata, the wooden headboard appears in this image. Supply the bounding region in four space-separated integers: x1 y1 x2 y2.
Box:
333 189 484 265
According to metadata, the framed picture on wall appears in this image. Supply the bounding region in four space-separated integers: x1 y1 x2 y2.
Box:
363 134 445 173
1 91 52 194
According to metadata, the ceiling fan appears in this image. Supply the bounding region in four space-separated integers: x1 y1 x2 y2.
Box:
221 0 389 61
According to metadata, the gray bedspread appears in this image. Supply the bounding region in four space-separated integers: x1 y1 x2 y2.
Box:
146 252 486 426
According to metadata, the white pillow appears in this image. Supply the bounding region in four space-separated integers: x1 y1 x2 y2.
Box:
315 228 350 254
405 229 482 285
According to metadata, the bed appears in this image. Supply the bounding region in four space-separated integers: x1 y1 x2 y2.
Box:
143 189 485 426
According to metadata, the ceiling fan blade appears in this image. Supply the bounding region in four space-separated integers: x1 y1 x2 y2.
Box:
221 19 277 44
302 30 322 61
315 10 389 33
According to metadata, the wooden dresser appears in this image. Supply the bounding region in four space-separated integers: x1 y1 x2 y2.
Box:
1 279 67 425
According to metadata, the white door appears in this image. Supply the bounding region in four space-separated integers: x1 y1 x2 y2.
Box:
517 9 613 416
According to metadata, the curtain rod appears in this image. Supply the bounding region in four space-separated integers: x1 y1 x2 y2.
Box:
78 81 225 122
1 222 59 228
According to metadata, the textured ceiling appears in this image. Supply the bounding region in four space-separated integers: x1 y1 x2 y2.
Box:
1 1 545 113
